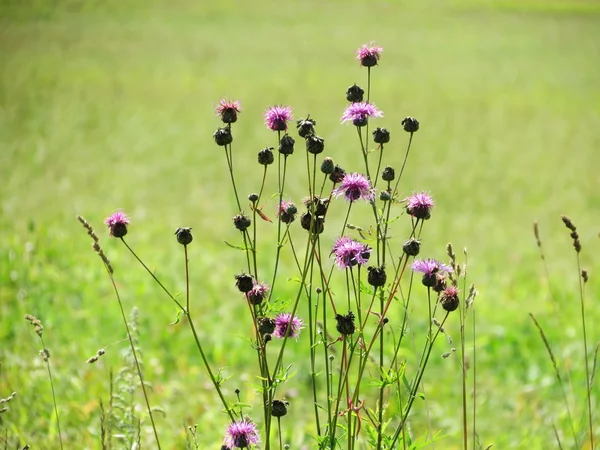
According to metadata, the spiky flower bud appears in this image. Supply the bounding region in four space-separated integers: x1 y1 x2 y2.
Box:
279 134 295 155
233 214 251 232
258 317 275 335
381 166 395 182
335 311 356 335
329 165 346 183
306 135 325 155
320 157 335 174
440 286 460 312
403 238 421 257
175 227 193 245
401 117 420 133
248 193 259 203
300 212 324 234
296 117 316 138
379 190 391 202
271 400 288 417
367 266 387 287
346 84 364 103
373 127 390 144
258 147 274 165
235 273 254 293
213 127 233 146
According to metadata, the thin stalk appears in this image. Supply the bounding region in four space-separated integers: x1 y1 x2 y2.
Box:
224 135 242 212
39 335 63 450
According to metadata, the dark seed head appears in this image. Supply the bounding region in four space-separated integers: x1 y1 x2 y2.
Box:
271 399 288 417
296 117 316 138
258 147 275 165
329 165 346 184
279 134 295 156
258 317 276 335
233 214 251 232
346 84 364 103
174 227 193 245
403 238 421 257
367 266 387 287
373 127 390 145
306 135 325 155
248 193 259 203
381 166 395 182
213 127 233 146
401 117 420 133
335 311 356 335
320 157 335 174
235 273 254 293
379 190 392 202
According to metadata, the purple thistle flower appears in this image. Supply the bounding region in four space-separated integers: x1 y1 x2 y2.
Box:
406 192 434 220
104 211 129 238
356 42 383 67
216 99 241 124
265 105 293 132
246 281 270 306
341 102 383 127
332 236 372 269
411 259 452 276
334 173 375 203
224 418 260 448
277 200 298 224
273 313 304 339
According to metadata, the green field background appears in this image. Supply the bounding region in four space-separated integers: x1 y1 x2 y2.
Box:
1 0 599 448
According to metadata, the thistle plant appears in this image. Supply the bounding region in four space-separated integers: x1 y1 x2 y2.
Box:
78 42 480 449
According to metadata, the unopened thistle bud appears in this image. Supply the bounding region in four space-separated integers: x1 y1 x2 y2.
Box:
379 190 392 202
258 317 276 335
373 127 390 144
329 165 346 183
440 286 460 312
279 134 295 156
258 147 274 165
296 117 316 138
335 311 356 335
403 238 421 257
306 135 325 155
367 266 387 287
381 166 395 182
248 193 259 203
175 227 193 245
401 117 420 133
213 127 233 146
271 399 288 417
346 84 364 103
320 157 335 174
233 214 251 232
235 273 254 293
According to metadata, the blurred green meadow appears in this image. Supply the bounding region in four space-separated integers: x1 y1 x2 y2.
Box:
1 0 599 448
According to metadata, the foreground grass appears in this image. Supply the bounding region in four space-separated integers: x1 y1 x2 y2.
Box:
1 0 599 448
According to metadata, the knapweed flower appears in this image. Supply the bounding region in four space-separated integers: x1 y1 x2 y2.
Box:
341 102 383 127
273 313 304 339
265 105 293 132
277 200 298 224
216 99 241 124
246 281 269 306
224 418 260 448
440 285 460 312
334 172 375 203
332 236 372 269
357 42 383 67
105 211 129 238
411 258 452 288
406 192 434 220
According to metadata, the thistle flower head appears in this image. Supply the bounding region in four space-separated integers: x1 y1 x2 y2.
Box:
273 313 304 339
357 42 383 67
104 211 129 238
265 105 293 132
216 99 241 124
440 285 460 312
224 418 260 448
277 200 298 224
411 259 452 276
332 236 372 269
246 281 270 306
334 173 375 203
406 192 434 220
341 102 383 127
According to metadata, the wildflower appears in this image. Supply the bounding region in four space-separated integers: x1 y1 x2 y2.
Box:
273 313 304 339
320 157 334 174
277 201 298 224
332 236 371 269
329 165 346 183
213 127 233 146
105 211 129 238
235 273 254 293
271 399 289 417
257 147 274 165
265 105 293 132
406 192 434 220
305 135 325 155
402 238 421 257
341 102 383 127
357 42 383 67
247 281 269 306
296 116 316 138
346 84 364 103
334 173 375 203
373 127 390 144
278 134 295 155
174 227 193 245
411 258 452 288
401 116 420 133
233 214 251 231
440 286 460 312
216 99 241 124
335 311 356 335
381 166 395 182
367 266 387 287
224 418 260 448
